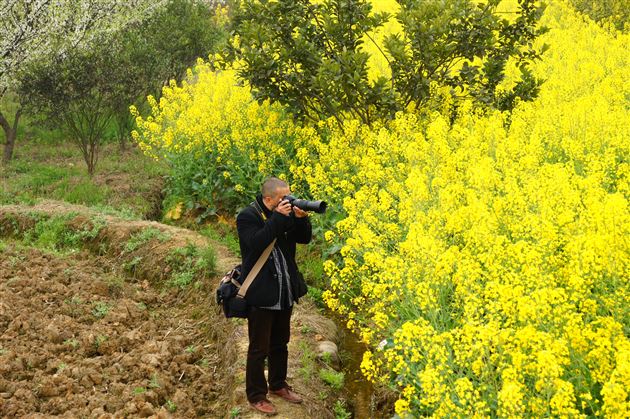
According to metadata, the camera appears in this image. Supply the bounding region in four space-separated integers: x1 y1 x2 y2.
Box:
283 195 327 213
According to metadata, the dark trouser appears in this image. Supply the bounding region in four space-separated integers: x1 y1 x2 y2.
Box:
246 306 293 403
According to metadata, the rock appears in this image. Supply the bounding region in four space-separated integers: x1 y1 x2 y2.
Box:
138 402 155 417
92 409 107 418
89 373 103 385
45 324 63 344
13 388 35 401
80 375 92 388
140 353 160 367
105 397 124 413
70 367 82 379
140 390 159 406
156 408 172 419
123 329 142 342
316 341 340 367
39 381 59 397
0 378 14 393
171 389 187 407
124 401 138 415
92 280 110 296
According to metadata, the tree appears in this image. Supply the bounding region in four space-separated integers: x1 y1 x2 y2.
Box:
227 0 394 127
227 0 548 126
17 0 229 174
568 0 629 31
108 0 229 151
18 38 119 176
0 0 168 162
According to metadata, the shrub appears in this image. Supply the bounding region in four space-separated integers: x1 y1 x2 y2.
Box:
132 66 306 217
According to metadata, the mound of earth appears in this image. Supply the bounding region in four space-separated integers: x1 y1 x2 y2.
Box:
0 200 239 289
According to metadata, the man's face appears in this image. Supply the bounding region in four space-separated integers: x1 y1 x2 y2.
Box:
264 186 290 210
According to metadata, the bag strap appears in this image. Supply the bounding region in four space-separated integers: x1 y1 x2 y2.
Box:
237 201 275 298
252 200 266 221
237 238 276 298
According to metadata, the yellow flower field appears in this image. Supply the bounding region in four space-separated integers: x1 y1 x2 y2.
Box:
311 1 629 416
132 0 629 416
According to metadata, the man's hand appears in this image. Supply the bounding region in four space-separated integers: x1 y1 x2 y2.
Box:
274 199 293 216
293 207 308 218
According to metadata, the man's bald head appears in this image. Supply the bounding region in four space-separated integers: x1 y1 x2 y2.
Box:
262 177 289 198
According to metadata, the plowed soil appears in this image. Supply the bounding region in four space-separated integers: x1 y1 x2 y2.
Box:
0 201 341 418
0 243 234 418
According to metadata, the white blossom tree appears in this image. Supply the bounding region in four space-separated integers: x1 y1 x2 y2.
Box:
0 0 167 162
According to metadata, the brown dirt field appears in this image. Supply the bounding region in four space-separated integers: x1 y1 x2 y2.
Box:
0 243 236 418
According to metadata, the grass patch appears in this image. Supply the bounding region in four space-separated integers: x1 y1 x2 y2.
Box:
0 214 22 236
19 164 74 193
300 248 325 286
333 399 352 419
133 387 146 395
297 244 328 290
89 204 140 220
92 302 112 319
307 286 325 308
319 368 344 390
0 137 166 216
149 374 161 389
165 400 177 413
166 242 217 288
22 213 106 252
301 324 315 335
297 340 317 382
52 179 108 206
170 271 194 288
64 297 83 321
92 335 108 352
199 222 240 257
124 256 143 275
105 275 125 296
124 227 170 253
64 339 80 349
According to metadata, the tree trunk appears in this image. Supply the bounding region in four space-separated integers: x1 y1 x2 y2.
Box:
119 132 127 152
116 122 128 152
0 108 22 164
115 111 133 152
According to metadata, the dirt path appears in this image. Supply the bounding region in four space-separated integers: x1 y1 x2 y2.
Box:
228 299 338 419
0 201 339 418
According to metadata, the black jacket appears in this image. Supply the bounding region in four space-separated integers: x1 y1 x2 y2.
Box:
236 194 312 307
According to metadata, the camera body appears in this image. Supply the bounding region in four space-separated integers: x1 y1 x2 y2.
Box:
283 195 327 214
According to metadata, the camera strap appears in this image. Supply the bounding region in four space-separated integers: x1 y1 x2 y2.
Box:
252 200 267 221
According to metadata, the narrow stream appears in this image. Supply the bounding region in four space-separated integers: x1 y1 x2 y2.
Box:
337 322 371 418
334 316 392 419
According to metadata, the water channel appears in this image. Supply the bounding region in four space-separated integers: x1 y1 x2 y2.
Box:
334 315 394 418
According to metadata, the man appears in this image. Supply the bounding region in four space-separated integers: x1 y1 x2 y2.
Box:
236 177 312 415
